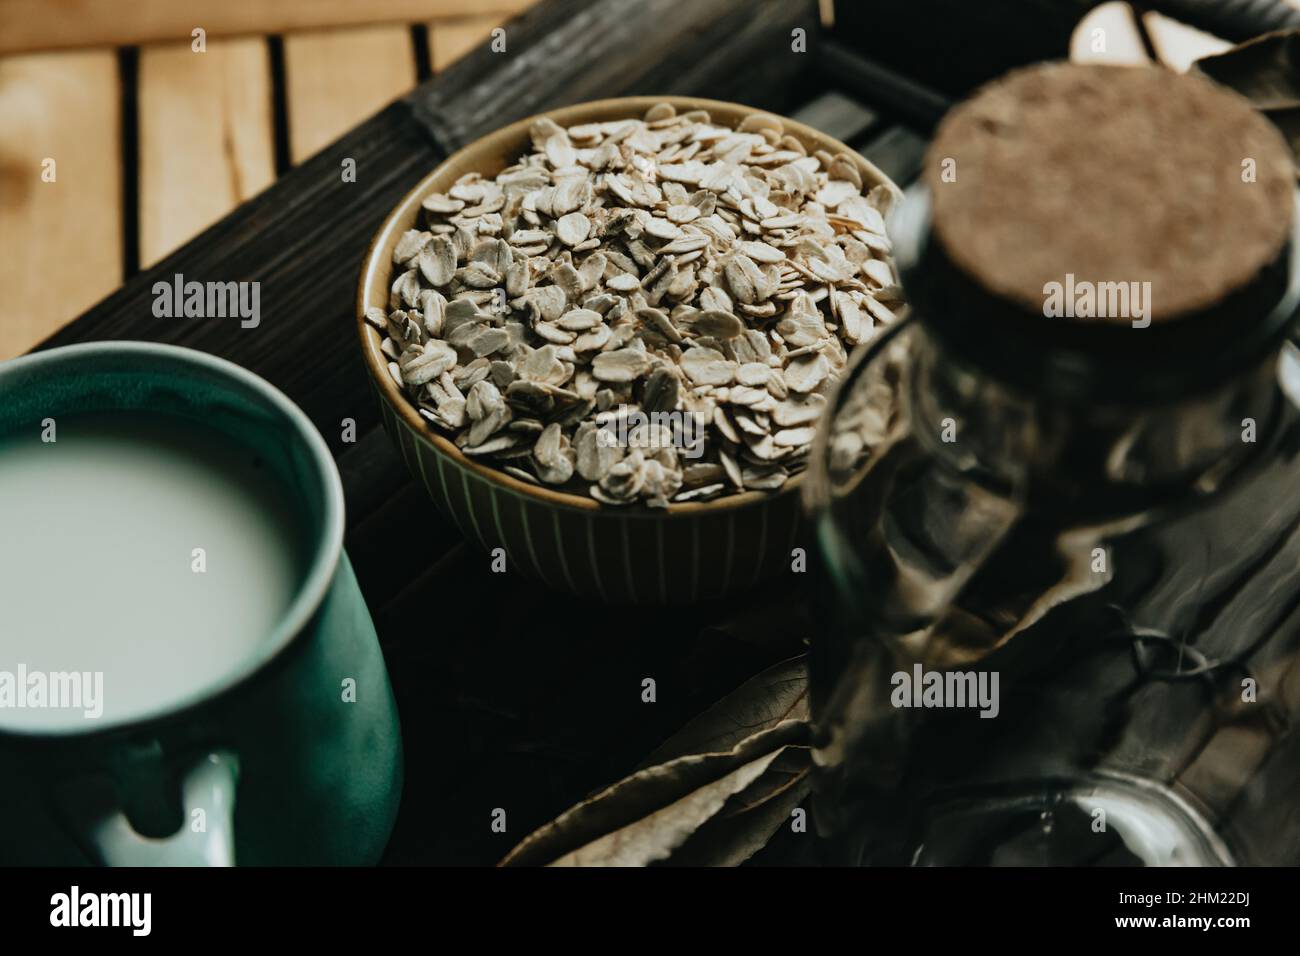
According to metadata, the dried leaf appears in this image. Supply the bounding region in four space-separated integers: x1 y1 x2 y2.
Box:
1195 31 1300 169
639 654 808 767
499 719 807 867
668 751 811 866
548 744 800 866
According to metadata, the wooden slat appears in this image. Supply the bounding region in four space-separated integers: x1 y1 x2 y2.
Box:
790 90 878 145
855 124 927 187
41 0 812 449
1143 10 1231 72
0 49 121 359
414 0 819 152
817 40 949 134
1069 2 1151 66
137 37 275 267
429 14 508 72
44 99 443 452
0 0 535 56
284 24 417 164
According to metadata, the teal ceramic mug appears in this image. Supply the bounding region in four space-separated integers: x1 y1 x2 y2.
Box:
0 342 402 865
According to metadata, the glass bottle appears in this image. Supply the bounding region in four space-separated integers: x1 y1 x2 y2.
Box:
805 175 1300 868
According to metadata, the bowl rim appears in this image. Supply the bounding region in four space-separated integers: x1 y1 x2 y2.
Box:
357 94 902 516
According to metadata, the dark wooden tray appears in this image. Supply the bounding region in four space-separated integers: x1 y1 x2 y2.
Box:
37 0 940 865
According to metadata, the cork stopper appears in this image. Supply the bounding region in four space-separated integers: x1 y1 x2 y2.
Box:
923 62 1295 325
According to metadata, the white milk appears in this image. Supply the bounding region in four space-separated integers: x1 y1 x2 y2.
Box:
0 412 308 730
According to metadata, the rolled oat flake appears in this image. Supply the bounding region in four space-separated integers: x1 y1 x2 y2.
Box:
372 102 904 507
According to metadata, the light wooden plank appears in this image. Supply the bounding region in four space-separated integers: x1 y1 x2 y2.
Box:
429 14 509 72
284 24 416 164
0 0 535 55
791 90 877 145
0 49 121 358
138 37 275 267
1143 11 1231 72
1070 2 1150 66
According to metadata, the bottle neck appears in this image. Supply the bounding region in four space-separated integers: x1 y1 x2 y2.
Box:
908 325 1284 515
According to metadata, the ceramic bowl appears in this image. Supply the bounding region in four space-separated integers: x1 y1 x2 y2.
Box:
357 96 900 604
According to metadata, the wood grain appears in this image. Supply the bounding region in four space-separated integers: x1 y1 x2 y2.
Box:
412 0 819 151
429 14 507 72
0 49 120 359
284 24 417 164
0 0 535 55
137 36 275 267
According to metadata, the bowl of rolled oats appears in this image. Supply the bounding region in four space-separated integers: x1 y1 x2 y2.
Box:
357 96 903 603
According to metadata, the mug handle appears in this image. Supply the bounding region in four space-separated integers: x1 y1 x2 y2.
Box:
85 750 240 866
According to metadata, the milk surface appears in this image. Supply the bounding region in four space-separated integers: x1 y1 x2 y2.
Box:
0 412 307 730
